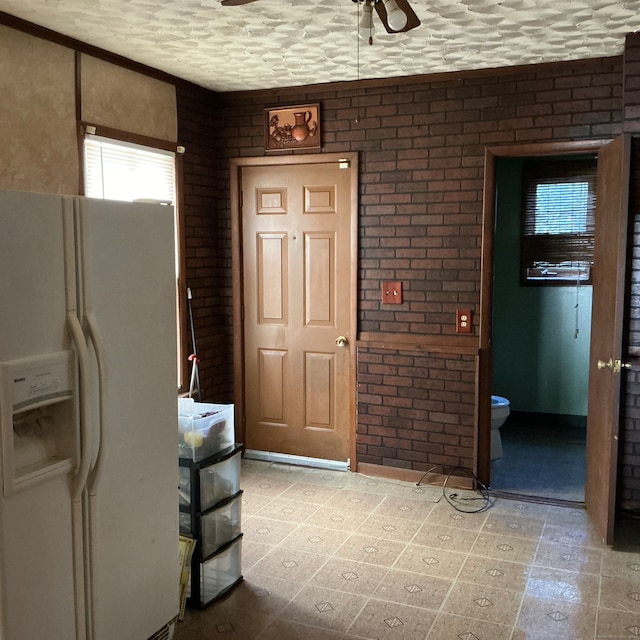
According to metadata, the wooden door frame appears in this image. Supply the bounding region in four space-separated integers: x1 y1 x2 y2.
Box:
478 139 610 485
230 152 359 467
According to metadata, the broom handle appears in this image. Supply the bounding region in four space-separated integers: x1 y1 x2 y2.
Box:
187 288 202 398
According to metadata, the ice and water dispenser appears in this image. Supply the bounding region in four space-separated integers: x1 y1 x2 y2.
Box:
0 351 76 496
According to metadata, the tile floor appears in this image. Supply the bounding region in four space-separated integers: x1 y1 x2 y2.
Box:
490 412 587 503
174 458 640 640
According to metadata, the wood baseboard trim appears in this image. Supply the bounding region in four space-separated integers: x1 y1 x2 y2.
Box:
357 462 475 490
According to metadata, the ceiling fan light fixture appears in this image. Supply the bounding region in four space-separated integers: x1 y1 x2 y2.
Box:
382 0 408 31
359 0 375 43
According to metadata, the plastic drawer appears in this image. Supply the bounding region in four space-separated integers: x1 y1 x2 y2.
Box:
201 491 242 558
179 511 191 535
178 466 191 507
192 535 243 606
178 401 234 461
199 446 242 511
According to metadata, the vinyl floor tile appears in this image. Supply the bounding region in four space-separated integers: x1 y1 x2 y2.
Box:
305 505 372 532
254 496 320 523
412 522 480 553
348 599 438 640
241 474 296 497
372 568 452 610
329 489 387 513
425 502 489 531
513 595 597 640
257 618 347 640
393 543 467 580
426 612 513 640
356 512 422 542
481 511 545 539
534 540 602 575
278 482 341 505
309 557 388 596
599 575 640 612
280 524 351 556
458 554 531 592
541 521 603 548
372 494 437 522
441 580 523 626
280 585 367 633
471 531 538 564
525 566 600 605
595 606 640 639
241 540 273 571
250 546 329 583
242 515 298 545
334 533 406 567
222 572 303 616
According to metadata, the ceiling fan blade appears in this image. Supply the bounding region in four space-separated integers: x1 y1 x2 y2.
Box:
375 0 421 34
221 0 260 6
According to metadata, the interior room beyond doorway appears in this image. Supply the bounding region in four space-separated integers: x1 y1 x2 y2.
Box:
489 155 595 504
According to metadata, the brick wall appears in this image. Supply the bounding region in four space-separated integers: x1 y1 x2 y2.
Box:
176 53 640 503
357 348 476 470
176 83 234 402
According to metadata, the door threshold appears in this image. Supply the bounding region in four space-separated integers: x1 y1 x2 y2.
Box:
243 449 348 472
489 489 585 509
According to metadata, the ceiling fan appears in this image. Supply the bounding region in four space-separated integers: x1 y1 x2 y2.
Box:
220 0 421 35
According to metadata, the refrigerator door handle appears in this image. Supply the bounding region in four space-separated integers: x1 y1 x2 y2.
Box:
66 311 94 502
85 310 107 495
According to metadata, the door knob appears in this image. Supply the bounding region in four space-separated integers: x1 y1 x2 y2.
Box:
597 358 631 373
335 335 349 347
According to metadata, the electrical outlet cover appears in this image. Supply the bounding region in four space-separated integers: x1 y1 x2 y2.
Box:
382 281 402 305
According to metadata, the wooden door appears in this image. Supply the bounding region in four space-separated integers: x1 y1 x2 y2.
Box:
237 156 356 463
586 135 631 544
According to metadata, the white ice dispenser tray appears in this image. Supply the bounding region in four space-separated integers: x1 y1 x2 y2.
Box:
0 351 76 496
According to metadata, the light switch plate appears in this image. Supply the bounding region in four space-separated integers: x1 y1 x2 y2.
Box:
382 281 402 305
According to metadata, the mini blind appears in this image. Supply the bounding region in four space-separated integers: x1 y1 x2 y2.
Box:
84 135 176 204
521 159 597 283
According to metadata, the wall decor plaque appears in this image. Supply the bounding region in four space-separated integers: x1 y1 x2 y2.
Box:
265 103 320 151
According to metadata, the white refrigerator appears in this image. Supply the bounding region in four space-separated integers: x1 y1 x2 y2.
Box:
0 189 179 640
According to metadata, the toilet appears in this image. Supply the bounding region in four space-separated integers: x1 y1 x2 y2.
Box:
491 395 510 460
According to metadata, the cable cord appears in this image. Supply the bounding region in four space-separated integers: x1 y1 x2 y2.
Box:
416 464 495 513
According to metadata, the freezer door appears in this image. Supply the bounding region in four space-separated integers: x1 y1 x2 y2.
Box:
76 197 179 640
0 190 80 640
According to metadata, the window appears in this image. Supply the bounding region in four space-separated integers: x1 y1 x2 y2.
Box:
521 159 597 284
84 135 176 204
82 127 187 389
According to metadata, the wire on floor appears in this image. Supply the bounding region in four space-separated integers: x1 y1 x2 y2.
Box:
416 464 495 513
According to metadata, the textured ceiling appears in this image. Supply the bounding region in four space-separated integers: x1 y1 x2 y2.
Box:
2 0 640 92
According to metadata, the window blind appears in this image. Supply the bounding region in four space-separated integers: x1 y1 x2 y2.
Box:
521 159 597 282
84 136 176 204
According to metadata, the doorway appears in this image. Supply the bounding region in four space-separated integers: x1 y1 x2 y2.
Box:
489 155 593 504
479 137 631 544
230 153 358 468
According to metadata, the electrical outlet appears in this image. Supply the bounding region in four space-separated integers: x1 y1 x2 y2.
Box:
456 309 472 333
382 281 402 305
